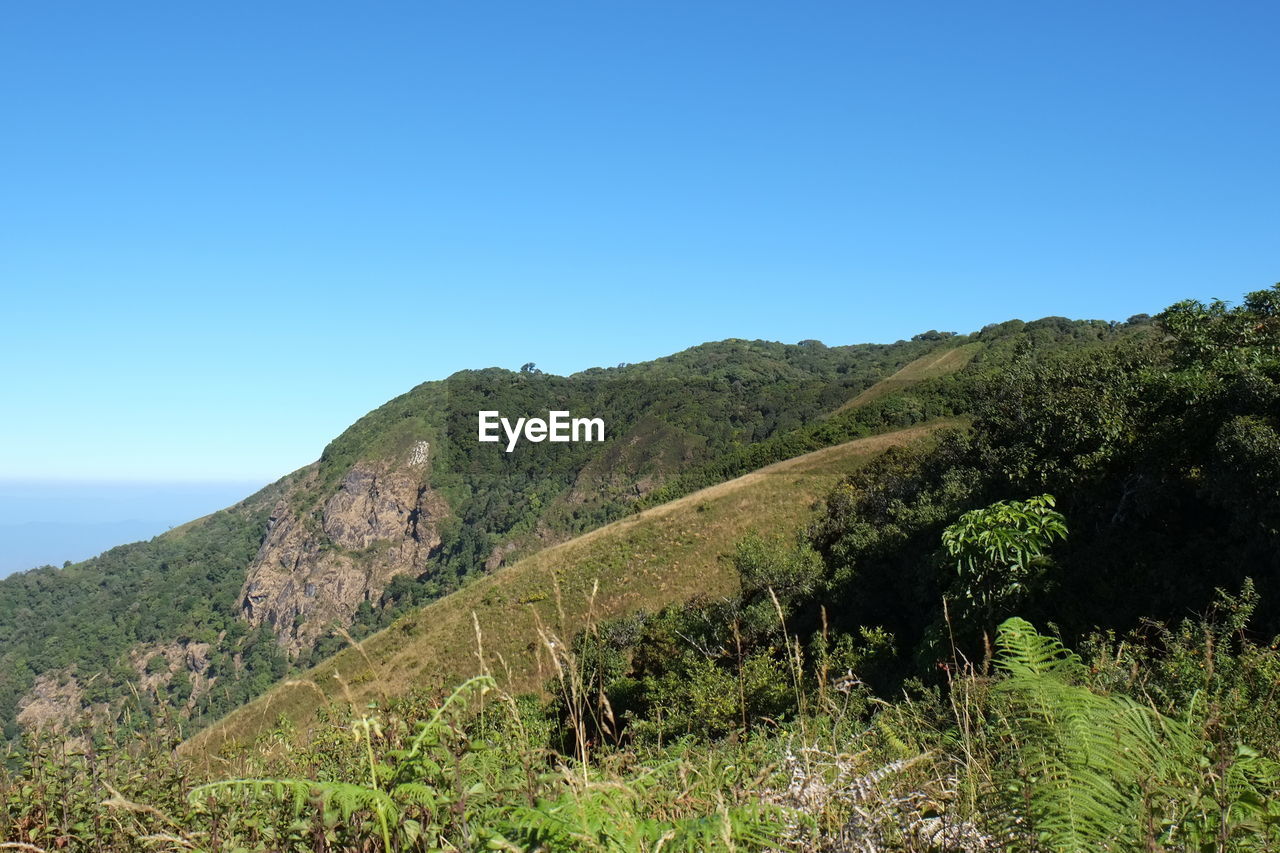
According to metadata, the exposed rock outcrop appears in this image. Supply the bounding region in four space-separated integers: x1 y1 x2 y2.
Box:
17 640 219 736
16 673 84 732
239 457 446 655
484 541 518 571
128 640 215 704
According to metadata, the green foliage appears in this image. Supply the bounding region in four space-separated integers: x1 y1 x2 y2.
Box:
1160 285 1280 375
0 670 797 850
735 531 824 602
807 433 985 680
575 533 827 745
7 544 1280 849
994 617 1176 849
503 760 788 851
191 677 498 851
797 284 1280 682
942 494 1067 641
992 617 1280 851
942 495 1067 581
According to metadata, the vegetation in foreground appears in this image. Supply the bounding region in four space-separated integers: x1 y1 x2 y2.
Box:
6 510 1280 851
2 284 1277 850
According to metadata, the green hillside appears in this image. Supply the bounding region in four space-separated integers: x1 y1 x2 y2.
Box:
836 341 983 411
1 333 987 744
0 318 1145 749
0 481 294 740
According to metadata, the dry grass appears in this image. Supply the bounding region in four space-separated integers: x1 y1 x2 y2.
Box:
837 342 982 412
183 421 951 766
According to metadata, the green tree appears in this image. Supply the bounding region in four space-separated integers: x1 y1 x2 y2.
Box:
941 494 1067 647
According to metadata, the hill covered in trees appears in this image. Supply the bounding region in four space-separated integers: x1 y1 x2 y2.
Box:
0 321 1128 746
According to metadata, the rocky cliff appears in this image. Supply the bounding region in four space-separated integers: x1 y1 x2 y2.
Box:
240 444 446 655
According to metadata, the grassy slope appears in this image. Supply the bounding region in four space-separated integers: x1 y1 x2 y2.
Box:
186 421 953 763
836 342 982 412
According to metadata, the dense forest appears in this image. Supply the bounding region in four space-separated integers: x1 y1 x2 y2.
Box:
4 286 1276 850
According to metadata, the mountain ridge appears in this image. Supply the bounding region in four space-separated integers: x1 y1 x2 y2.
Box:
0 320 1134 744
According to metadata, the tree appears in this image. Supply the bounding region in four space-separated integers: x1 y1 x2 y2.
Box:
941 494 1067 647
1158 283 1280 373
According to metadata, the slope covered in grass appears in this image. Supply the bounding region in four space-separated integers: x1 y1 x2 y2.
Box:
837 341 983 411
0 337 955 744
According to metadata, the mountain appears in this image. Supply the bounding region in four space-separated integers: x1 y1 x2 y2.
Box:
8 291 1278 850
0 320 1134 744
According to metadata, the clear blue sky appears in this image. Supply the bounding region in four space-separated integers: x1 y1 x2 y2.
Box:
2 1 1276 482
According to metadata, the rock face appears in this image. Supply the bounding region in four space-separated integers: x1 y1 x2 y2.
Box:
16 673 84 732
239 458 446 655
129 640 216 705
18 639 219 734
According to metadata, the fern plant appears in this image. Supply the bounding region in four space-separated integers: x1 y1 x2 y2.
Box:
994 617 1178 850
496 760 790 852
992 617 1280 852
188 675 498 852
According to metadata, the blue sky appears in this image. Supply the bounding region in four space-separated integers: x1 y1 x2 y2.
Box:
2 1 1277 483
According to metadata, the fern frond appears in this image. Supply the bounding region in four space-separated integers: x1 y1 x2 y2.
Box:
188 778 312 817
312 781 399 823
409 677 494 749
391 781 439 810
995 617 1084 681
843 754 930 804
994 618 1187 852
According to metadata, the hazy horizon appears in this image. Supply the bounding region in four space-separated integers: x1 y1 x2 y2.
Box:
0 479 269 576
